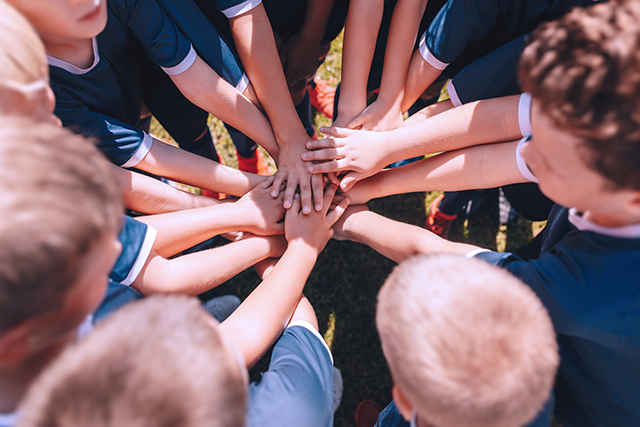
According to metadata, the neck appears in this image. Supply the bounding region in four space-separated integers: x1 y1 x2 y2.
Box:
583 209 640 228
41 32 95 69
0 338 71 413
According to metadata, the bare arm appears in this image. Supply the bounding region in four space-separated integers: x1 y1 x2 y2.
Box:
304 95 523 190
228 4 324 214
334 0 384 128
132 234 286 297
169 55 279 157
333 206 479 263
219 184 349 367
135 178 285 257
401 50 443 113
348 0 430 130
343 139 527 205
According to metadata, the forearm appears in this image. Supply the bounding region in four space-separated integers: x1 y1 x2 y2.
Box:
377 0 429 110
114 166 218 214
401 50 442 112
338 0 384 121
132 237 277 297
346 140 527 204
342 209 476 262
170 56 279 156
136 138 264 197
219 242 318 367
229 5 310 147
135 202 264 257
298 0 337 47
381 95 523 163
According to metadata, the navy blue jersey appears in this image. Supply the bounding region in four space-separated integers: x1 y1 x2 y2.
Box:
419 0 600 71
110 215 156 286
49 0 244 167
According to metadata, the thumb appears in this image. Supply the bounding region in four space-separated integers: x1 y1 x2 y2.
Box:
340 172 362 192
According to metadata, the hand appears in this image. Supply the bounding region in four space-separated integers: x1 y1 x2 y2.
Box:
236 176 286 235
271 144 325 214
347 99 404 131
331 204 369 241
284 183 350 255
301 127 389 192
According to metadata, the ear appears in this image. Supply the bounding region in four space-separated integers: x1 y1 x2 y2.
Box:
0 323 31 363
392 384 414 422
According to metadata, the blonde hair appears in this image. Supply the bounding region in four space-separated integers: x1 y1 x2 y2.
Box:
17 295 247 427
0 118 121 331
377 254 558 427
0 0 49 113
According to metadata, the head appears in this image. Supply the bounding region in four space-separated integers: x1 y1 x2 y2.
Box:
6 0 107 43
0 0 58 126
519 0 640 219
0 118 122 363
377 254 558 427
17 295 247 427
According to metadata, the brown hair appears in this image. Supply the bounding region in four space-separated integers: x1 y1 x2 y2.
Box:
0 118 121 331
520 0 640 190
17 295 247 427
377 254 558 427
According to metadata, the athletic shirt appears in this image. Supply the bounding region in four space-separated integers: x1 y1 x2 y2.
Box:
473 139 640 426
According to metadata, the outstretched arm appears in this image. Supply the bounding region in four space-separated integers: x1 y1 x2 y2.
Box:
219 184 350 367
228 4 325 214
333 206 479 263
304 94 523 191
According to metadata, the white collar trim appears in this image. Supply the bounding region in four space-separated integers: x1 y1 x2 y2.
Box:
568 208 640 239
47 37 100 75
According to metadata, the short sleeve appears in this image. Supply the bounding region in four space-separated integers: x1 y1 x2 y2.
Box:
215 0 262 18
516 137 539 183
110 215 157 286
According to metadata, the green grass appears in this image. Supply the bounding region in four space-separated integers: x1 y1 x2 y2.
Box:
153 30 545 426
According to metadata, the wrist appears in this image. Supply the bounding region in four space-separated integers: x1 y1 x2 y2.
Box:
286 237 323 258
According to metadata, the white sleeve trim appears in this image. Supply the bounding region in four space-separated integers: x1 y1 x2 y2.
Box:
235 73 249 93
287 320 334 365
0 411 19 425
466 248 490 258
122 132 154 168
516 137 538 183
119 225 157 286
447 80 462 107
162 45 197 76
419 33 449 71
518 93 532 137
221 0 262 18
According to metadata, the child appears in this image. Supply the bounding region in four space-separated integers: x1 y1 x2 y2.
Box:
331 1 640 425
16 294 332 427
365 254 558 427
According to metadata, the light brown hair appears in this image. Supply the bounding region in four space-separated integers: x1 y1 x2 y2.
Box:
17 295 247 427
520 0 640 190
0 118 121 332
377 254 558 427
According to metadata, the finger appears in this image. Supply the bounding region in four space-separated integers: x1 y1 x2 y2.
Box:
283 178 298 209
305 138 339 150
340 172 362 192
308 160 346 174
271 172 286 198
299 180 313 215
289 192 301 215
327 172 339 185
311 173 324 211
317 126 347 138
346 115 367 130
321 183 339 213
301 148 341 162
326 197 350 226
259 174 276 189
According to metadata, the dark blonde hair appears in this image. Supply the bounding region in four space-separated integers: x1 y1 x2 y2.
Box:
17 295 247 427
0 118 121 331
520 0 640 190
377 254 558 427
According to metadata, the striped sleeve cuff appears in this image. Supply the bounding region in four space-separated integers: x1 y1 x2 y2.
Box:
518 93 532 137
162 45 197 76
121 132 153 168
287 320 333 365
516 137 538 183
221 0 262 18
419 33 449 71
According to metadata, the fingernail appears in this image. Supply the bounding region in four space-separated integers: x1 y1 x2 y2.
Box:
294 193 300 199
303 206 311 214
315 204 321 211
301 153 307 159
308 166 314 173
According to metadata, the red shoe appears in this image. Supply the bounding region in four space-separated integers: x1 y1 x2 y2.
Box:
355 400 382 427
308 76 335 119
425 194 457 238
237 149 271 176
